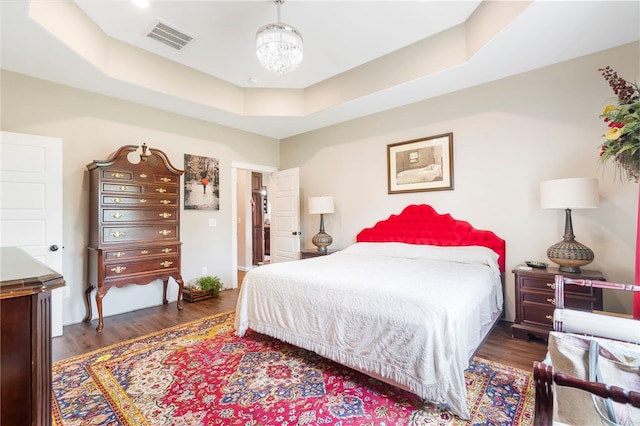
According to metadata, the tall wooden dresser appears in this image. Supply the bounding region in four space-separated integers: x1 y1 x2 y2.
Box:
84 144 184 332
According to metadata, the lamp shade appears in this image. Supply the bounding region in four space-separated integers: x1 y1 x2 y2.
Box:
308 196 334 215
540 177 599 209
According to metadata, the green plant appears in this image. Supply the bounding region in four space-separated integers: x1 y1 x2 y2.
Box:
187 275 223 297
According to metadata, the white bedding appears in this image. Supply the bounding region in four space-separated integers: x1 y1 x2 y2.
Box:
234 242 503 419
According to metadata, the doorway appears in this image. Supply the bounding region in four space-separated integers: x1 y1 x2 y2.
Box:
231 163 299 289
233 164 276 281
251 172 269 266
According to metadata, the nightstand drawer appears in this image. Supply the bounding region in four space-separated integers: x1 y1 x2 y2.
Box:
520 276 596 296
522 292 594 310
521 303 555 328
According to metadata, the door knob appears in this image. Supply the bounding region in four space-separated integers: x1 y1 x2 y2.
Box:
292 231 301 236
49 245 59 251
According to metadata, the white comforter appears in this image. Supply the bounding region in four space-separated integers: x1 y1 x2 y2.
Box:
234 242 503 419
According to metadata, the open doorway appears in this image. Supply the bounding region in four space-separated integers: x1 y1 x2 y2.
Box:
235 168 272 274
231 163 299 289
250 172 270 266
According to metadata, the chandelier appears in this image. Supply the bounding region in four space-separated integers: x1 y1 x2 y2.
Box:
256 0 303 75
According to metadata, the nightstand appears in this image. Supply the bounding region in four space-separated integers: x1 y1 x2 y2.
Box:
300 249 338 259
511 266 604 342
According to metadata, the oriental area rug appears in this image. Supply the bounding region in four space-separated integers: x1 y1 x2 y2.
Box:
52 312 535 425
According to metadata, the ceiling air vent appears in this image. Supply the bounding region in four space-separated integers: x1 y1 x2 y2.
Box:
146 20 196 51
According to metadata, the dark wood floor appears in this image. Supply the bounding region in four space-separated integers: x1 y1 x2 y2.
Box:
53 277 548 372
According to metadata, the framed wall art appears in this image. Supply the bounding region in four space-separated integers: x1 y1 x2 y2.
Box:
184 153 220 210
387 133 454 194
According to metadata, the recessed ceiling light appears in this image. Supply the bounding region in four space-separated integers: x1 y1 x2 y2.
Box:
132 0 150 8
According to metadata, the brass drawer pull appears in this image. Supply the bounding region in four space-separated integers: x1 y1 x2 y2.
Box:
111 266 126 274
159 229 172 236
545 315 553 321
111 172 124 178
160 199 171 205
156 188 167 193
110 231 125 238
139 199 147 203
119 186 128 191
162 248 173 253
547 298 556 306
546 282 556 290
139 173 148 178
160 261 173 268
159 212 172 219
113 252 125 258
160 177 171 182
113 198 122 203
141 250 149 254
111 212 125 219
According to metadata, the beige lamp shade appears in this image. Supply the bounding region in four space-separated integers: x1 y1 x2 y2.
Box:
540 177 599 209
308 196 334 214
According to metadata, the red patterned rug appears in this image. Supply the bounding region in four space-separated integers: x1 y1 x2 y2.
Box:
52 311 535 425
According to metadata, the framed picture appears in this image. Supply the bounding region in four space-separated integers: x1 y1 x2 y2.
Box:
184 154 220 210
387 133 453 194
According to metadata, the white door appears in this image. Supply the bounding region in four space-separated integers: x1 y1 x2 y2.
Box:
0 131 64 336
270 168 300 263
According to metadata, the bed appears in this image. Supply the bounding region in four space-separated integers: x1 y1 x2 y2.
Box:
234 204 506 419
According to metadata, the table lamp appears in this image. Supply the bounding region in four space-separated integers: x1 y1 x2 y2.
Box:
540 177 599 273
308 196 334 252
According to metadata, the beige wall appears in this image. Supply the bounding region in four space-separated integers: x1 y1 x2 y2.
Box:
283 42 640 320
0 70 279 325
1 42 638 326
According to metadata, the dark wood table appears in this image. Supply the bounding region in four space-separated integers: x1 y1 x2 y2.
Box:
1 247 65 426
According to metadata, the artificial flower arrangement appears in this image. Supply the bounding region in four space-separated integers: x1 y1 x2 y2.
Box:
598 66 639 183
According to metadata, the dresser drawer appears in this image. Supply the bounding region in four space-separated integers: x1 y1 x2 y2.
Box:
103 255 179 279
102 225 179 244
102 195 178 207
152 174 179 185
102 183 143 194
104 245 180 261
143 185 179 196
102 208 178 223
101 169 134 182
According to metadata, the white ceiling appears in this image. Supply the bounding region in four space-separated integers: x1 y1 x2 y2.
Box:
1 1 639 139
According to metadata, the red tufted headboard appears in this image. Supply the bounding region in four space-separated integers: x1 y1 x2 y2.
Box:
356 204 506 272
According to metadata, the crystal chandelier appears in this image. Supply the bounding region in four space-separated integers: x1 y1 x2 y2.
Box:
256 0 303 75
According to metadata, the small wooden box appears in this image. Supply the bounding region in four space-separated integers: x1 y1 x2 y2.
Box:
182 288 217 303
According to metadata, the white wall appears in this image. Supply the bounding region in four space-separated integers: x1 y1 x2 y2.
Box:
282 42 640 320
0 70 279 325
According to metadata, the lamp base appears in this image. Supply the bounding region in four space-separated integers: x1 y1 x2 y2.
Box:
546 239 594 274
312 231 332 252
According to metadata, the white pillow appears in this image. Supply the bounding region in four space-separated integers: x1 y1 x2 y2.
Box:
340 242 501 273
